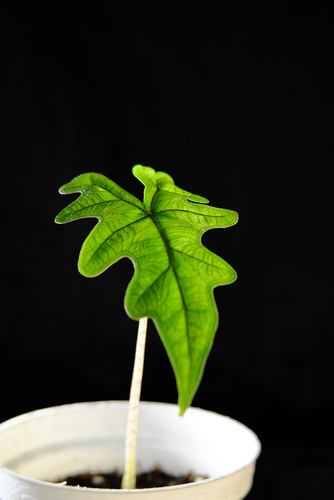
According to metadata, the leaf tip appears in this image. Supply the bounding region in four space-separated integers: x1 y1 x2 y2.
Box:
58 184 67 195
178 396 191 417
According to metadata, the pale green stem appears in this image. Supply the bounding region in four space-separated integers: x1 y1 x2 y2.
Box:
121 316 148 489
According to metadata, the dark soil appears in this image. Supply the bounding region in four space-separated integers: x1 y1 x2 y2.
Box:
56 468 197 489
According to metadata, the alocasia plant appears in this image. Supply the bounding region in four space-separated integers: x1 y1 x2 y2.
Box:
55 164 238 488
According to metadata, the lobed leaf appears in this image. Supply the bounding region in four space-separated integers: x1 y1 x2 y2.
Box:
55 165 238 414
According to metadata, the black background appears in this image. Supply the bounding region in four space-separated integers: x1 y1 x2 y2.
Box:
1 2 333 498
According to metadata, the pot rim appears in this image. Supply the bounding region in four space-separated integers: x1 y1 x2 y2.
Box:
0 400 261 493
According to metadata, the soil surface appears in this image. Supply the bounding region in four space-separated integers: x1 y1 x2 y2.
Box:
56 468 197 489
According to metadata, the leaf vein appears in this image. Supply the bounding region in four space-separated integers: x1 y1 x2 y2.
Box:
91 180 146 213
149 186 160 213
171 247 223 269
138 265 171 302
149 215 190 352
155 208 232 218
86 215 148 267
67 199 125 219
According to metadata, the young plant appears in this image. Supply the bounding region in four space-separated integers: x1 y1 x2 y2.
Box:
55 165 238 489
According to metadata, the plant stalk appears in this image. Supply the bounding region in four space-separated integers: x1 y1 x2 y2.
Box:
121 316 148 489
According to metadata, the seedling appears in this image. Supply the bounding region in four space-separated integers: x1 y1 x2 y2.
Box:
55 165 238 489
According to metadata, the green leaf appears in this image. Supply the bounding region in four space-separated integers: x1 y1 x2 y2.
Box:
55 165 238 414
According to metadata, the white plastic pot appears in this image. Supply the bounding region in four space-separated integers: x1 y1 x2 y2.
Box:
0 401 261 499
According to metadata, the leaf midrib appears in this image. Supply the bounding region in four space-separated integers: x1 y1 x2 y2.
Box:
147 212 191 360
